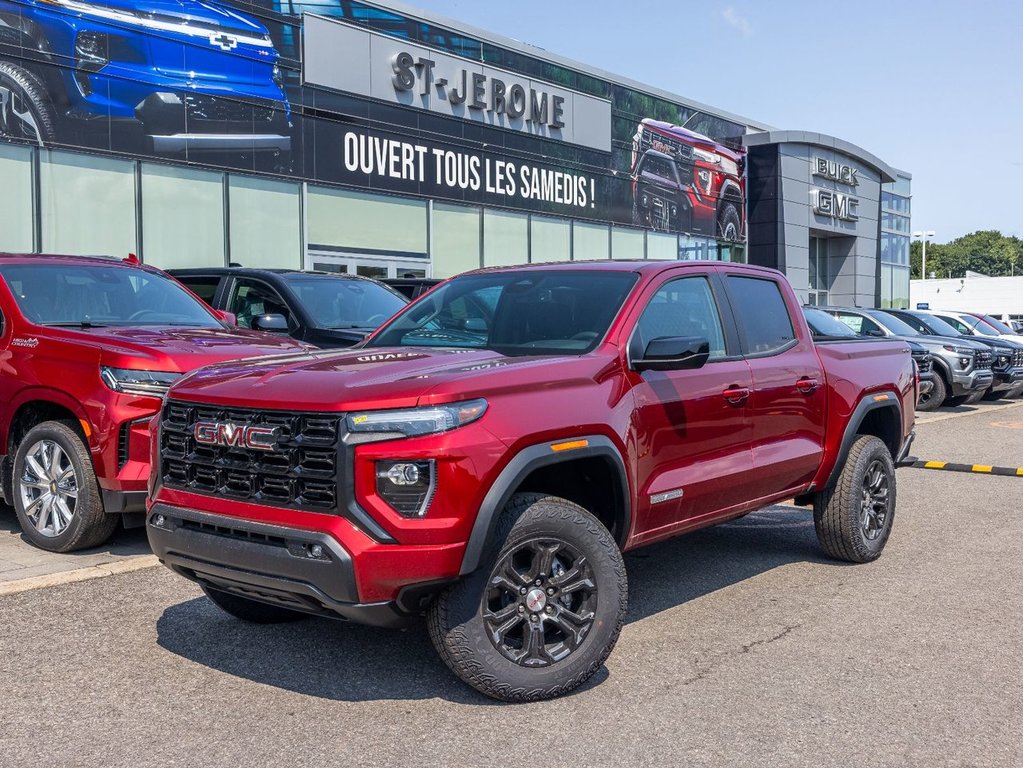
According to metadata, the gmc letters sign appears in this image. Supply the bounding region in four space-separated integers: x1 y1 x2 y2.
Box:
811 189 859 222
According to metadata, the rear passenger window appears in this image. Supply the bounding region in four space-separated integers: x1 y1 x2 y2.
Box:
633 277 727 360
178 277 220 307
727 276 796 355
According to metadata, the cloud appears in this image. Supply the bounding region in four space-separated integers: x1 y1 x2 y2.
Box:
721 7 752 37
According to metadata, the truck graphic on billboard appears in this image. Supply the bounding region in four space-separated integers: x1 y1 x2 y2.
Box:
0 0 291 166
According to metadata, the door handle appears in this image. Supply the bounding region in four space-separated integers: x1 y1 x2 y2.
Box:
796 377 820 395
722 386 751 405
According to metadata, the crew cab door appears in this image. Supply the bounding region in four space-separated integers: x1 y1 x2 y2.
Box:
626 272 755 539
723 273 826 496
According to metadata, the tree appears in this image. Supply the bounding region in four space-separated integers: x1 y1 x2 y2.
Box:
910 230 1023 279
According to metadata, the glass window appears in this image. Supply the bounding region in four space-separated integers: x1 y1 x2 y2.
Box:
611 228 645 260
40 151 137 257
0 262 219 327
647 232 679 261
307 187 427 256
227 278 292 330
832 311 884 337
369 270 638 355
573 221 609 260
282 275 406 330
432 203 480 279
530 216 571 263
0 143 34 253
176 277 220 306
141 164 225 270
866 309 918 336
633 277 726 359
727 276 796 354
228 175 301 269
803 308 857 338
483 209 528 267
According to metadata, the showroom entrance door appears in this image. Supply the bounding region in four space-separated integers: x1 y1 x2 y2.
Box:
305 251 432 280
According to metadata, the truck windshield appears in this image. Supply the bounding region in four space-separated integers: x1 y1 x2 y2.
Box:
909 313 966 336
282 275 406 330
802 308 857 337
367 270 638 355
0 263 220 328
866 310 920 337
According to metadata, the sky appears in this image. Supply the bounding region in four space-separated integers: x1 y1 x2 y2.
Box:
399 0 1023 244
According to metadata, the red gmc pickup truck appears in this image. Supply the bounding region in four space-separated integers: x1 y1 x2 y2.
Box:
0 254 309 552
147 261 916 701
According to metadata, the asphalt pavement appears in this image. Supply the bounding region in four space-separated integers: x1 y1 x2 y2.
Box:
1 403 1021 767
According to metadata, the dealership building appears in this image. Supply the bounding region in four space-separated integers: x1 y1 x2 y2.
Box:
0 0 910 308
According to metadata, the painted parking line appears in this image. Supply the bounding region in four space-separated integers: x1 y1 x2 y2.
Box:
900 459 1023 477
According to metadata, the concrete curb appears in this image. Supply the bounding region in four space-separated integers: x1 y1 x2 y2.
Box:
0 555 160 596
915 399 1023 425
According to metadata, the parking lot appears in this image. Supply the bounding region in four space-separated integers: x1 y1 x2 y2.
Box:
0 400 1020 767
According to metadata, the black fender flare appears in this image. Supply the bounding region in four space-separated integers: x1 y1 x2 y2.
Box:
718 178 743 204
825 390 905 490
458 435 630 575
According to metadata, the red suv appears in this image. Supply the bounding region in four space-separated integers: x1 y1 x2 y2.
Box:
0 254 310 552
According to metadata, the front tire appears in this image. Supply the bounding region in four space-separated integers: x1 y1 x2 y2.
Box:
12 420 116 552
717 202 742 241
428 493 627 702
202 586 309 624
915 374 945 411
0 62 57 145
813 435 896 563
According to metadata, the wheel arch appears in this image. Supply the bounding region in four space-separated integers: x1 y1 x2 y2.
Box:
824 392 904 491
459 435 631 575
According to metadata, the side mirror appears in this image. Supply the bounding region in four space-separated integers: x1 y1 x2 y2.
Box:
252 313 289 332
633 335 710 372
865 329 886 338
214 310 237 326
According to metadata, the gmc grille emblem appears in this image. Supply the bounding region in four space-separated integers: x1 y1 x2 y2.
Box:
209 33 238 51
194 421 277 451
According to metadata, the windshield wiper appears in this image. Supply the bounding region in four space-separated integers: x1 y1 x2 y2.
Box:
41 321 109 329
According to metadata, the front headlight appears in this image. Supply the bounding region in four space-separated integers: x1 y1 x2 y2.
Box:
693 147 720 165
943 345 975 355
100 367 181 397
346 399 487 443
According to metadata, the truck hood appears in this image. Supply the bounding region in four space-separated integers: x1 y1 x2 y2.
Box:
901 334 988 352
43 325 310 372
90 0 271 36
169 346 610 412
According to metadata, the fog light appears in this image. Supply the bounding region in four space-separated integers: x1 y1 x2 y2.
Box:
376 460 435 518
960 357 970 369
309 544 324 559
154 514 166 527
76 31 110 70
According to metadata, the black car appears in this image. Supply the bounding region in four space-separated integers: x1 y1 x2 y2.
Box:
382 277 443 301
170 268 407 348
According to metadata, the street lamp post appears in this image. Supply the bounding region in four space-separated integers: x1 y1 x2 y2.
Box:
913 230 936 279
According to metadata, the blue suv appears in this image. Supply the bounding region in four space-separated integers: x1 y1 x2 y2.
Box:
0 0 291 165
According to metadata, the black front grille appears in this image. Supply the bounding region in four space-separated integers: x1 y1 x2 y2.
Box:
118 422 130 470
1014 348 1023 368
912 352 933 375
160 401 342 512
183 94 282 125
975 350 993 371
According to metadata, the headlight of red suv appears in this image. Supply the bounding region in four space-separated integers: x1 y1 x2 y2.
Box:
345 399 487 443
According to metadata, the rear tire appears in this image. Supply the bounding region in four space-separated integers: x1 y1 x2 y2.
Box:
202 586 309 624
813 436 896 563
428 493 627 702
916 374 945 411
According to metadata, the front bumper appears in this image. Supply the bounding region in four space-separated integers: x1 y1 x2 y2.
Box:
992 366 1023 392
147 503 446 628
950 368 994 396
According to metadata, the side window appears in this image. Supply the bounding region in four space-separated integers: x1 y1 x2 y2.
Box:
893 312 927 334
726 276 796 354
938 315 970 334
834 312 882 336
228 279 291 330
633 276 727 361
178 277 221 308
